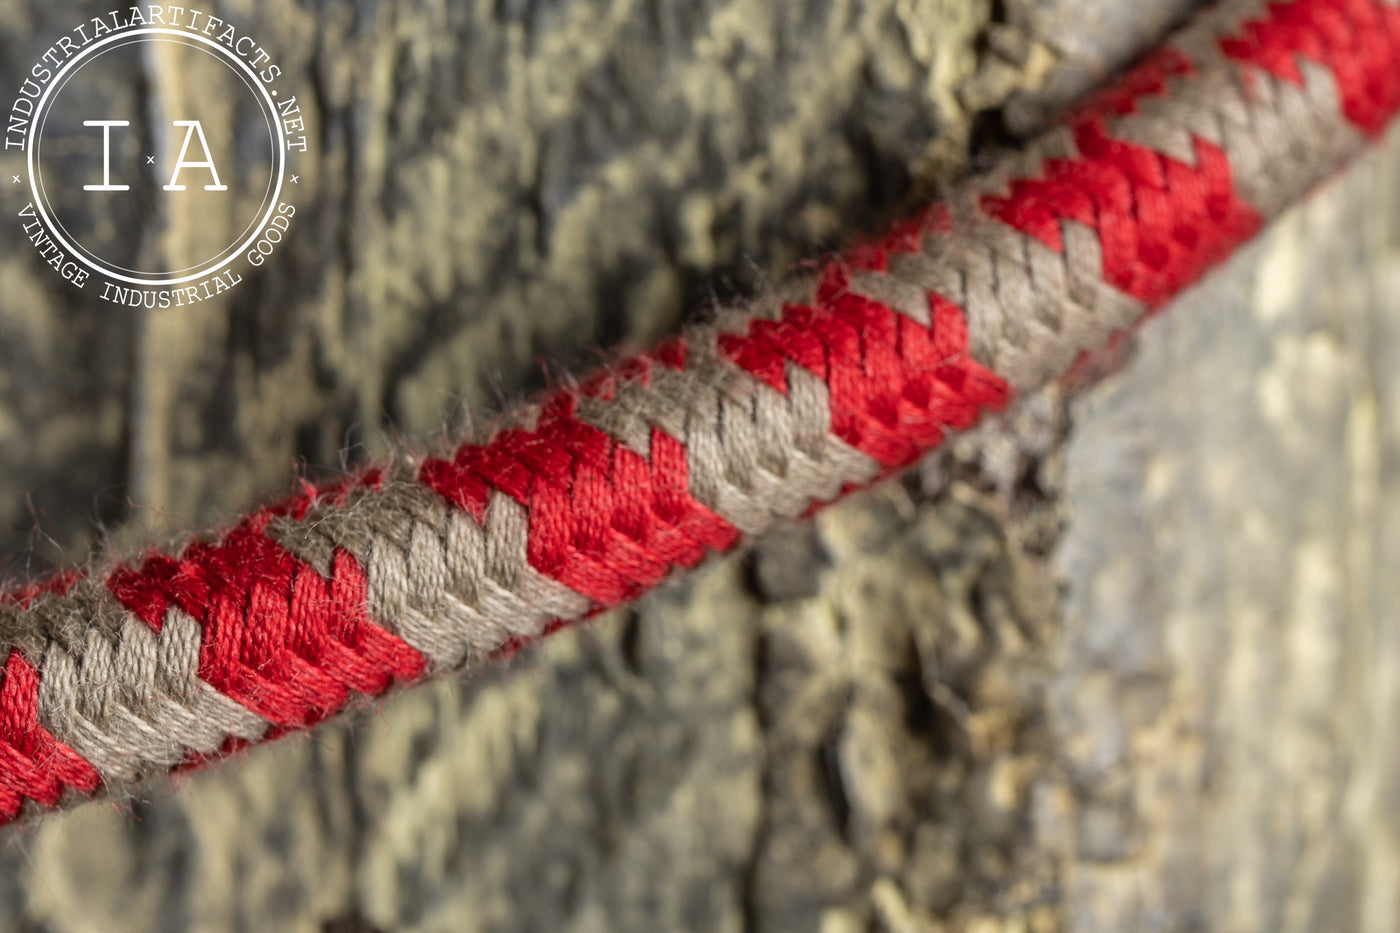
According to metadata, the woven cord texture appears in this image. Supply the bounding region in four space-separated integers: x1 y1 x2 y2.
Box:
0 0 1396 826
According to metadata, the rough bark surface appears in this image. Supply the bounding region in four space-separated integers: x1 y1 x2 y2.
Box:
0 0 1392 931
1050 125 1400 932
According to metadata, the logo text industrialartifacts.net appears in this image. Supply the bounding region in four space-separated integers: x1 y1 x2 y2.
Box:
5 6 307 306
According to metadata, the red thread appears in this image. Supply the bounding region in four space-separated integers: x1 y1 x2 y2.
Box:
0 573 105 817
2 0 1400 832
980 118 1263 307
421 393 740 608
173 735 253 776
719 262 1011 468
1221 0 1400 136
0 650 101 819
108 509 426 729
578 337 688 401
845 204 951 272
1067 47 1196 122
0 568 82 608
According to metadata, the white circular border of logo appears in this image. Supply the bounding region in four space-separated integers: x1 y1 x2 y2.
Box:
26 26 287 287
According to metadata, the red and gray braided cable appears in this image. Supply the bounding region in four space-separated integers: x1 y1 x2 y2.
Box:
0 0 1395 826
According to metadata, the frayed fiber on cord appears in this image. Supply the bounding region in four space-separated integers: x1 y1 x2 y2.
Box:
0 0 1398 826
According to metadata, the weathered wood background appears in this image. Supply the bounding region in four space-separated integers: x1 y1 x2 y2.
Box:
2 0 1397 930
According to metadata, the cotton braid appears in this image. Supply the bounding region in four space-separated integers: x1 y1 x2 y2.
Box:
0 0 1393 828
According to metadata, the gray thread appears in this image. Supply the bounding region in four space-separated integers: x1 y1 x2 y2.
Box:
0 0 1374 816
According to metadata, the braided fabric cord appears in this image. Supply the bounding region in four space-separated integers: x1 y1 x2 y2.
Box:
0 0 1396 826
